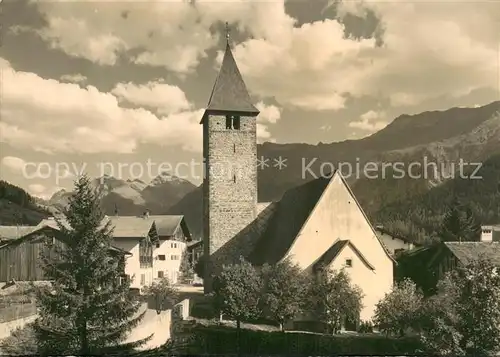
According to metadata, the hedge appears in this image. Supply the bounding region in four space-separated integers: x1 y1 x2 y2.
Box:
181 324 425 355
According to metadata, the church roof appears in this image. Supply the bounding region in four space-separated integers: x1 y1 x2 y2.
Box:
249 176 330 266
248 171 396 267
204 42 259 116
312 239 375 272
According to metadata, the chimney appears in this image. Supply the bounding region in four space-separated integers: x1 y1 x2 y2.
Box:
481 226 493 242
114 204 119 216
143 210 150 219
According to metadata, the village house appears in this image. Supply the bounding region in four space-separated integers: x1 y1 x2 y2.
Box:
0 214 192 289
0 220 131 282
375 225 420 256
396 240 500 295
187 240 203 265
200 33 395 328
481 224 500 242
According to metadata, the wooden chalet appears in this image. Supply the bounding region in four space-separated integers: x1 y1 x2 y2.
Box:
0 221 131 282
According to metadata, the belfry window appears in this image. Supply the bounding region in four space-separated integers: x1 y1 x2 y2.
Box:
225 115 241 130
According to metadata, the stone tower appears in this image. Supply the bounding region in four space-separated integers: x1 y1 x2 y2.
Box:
201 29 259 293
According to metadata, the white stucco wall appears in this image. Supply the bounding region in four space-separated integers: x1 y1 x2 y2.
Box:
284 173 393 323
377 231 414 255
112 239 153 289
153 240 187 284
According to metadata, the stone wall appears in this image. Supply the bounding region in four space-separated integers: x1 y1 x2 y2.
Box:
203 114 258 291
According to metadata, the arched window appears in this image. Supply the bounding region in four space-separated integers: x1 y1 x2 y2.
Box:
225 115 241 130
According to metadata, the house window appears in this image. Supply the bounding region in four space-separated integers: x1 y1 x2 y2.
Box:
156 242 160 248
171 255 179 260
225 115 241 130
171 242 178 249
140 274 145 285
345 259 353 267
158 271 164 279
158 255 166 261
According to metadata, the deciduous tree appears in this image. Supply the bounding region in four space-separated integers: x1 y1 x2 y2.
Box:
374 278 424 337
142 277 178 314
212 257 262 355
310 268 363 334
261 258 309 331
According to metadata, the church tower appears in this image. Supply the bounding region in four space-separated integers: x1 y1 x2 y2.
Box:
201 24 259 292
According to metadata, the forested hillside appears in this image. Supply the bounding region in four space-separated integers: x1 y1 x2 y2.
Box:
372 154 500 244
0 180 49 225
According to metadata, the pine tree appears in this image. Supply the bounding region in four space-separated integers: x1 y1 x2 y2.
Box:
440 200 482 242
33 175 149 355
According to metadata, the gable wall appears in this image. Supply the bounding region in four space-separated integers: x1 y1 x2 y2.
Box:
112 239 148 289
153 226 187 284
285 173 393 322
377 231 414 255
326 245 380 322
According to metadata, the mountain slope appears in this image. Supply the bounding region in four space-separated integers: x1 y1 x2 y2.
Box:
169 101 500 238
48 173 196 216
0 181 49 225
372 153 500 244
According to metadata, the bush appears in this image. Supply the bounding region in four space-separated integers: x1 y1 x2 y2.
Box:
374 278 423 337
181 324 424 355
0 323 38 355
358 320 374 333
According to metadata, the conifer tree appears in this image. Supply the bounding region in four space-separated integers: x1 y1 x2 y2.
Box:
33 175 148 355
440 200 481 242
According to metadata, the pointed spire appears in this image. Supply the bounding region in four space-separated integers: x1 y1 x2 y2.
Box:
202 22 259 119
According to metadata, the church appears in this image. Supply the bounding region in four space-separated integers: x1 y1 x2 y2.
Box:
200 30 394 325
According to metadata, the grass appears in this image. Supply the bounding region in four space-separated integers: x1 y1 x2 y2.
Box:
179 322 425 355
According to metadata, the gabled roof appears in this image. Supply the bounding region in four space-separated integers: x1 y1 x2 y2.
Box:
202 42 259 121
107 216 156 238
444 242 500 266
36 216 155 239
375 225 420 245
0 225 132 256
313 239 375 272
248 171 396 266
0 226 37 241
148 215 191 240
249 177 330 266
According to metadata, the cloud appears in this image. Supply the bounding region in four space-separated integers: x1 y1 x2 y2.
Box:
28 183 64 200
1 156 27 173
256 102 282 143
0 59 203 154
349 110 388 132
60 73 87 83
229 1 499 111
111 81 191 115
28 1 500 113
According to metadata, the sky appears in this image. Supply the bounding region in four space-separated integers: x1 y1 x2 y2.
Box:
0 0 499 199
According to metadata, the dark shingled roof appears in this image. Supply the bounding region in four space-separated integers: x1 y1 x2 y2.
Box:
444 242 500 265
204 43 259 116
313 239 375 272
249 176 330 266
148 215 191 240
